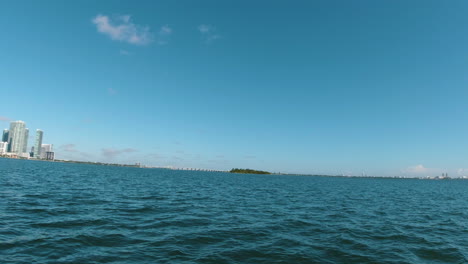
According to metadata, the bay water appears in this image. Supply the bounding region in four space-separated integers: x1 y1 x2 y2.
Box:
1 158 467 263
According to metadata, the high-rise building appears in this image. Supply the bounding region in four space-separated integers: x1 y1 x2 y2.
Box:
2 129 8 142
33 129 43 158
22 128 29 153
40 144 53 159
7 121 29 154
0 142 8 154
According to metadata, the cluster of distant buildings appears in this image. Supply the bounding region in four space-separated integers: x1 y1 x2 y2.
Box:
421 173 454 180
0 120 54 160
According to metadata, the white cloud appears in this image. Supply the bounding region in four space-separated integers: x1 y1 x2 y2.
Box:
403 164 442 175
198 24 221 43
405 164 428 173
92 14 152 45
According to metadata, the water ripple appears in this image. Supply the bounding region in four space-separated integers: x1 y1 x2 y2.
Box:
1 159 468 263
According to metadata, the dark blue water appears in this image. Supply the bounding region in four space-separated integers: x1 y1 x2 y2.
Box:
1 158 467 263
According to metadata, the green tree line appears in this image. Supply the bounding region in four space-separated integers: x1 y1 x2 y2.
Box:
230 168 271 174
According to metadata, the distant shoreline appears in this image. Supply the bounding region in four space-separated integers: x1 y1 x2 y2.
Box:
0 155 142 168
1 156 467 180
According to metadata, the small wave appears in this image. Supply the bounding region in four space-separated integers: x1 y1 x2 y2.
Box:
30 218 111 228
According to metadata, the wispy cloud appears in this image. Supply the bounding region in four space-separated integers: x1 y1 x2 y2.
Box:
119 49 130 55
157 25 173 45
0 116 11 122
207 159 229 164
198 24 212 34
198 24 220 43
456 168 468 176
57 144 93 161
171 156 184 161
107 88 117 95
59 144 79 153
160 25 172 35
92 14 152 45
101 148 138 159
147 153 166 159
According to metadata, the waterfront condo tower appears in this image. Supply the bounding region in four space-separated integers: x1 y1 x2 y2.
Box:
22 128 29 153
34 129 43 158
2 129 8 142
0 142 8 154
7 121 28 154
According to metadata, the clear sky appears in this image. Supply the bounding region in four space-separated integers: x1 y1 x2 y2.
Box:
2 0 468 176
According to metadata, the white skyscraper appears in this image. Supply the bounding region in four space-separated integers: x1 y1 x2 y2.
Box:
0 142 8 154
22 128 29 153
34 129 43 158
7 121 29 154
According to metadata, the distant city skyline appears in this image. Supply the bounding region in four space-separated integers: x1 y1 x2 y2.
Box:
0 120 54 160
2 1 468 176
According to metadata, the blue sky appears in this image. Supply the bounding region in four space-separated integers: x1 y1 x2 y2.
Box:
2 0 468 176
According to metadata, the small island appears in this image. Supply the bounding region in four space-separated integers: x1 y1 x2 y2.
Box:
230 168 271 175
